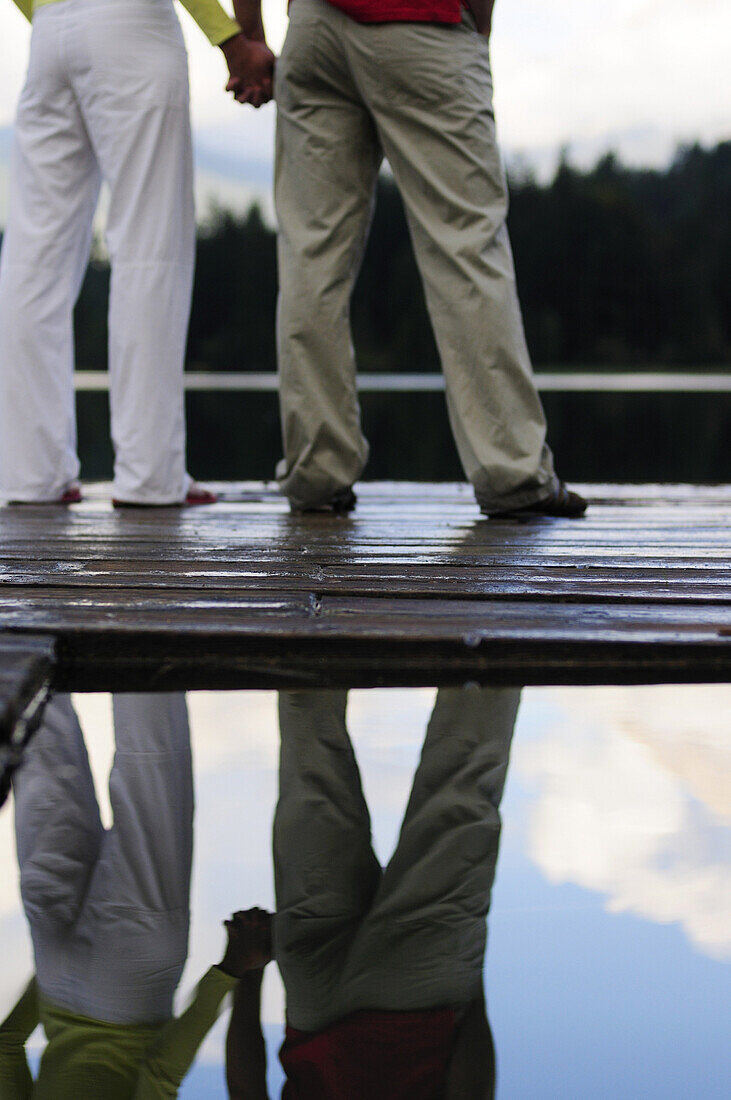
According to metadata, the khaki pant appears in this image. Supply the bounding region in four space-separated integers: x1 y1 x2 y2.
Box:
275 0 557 512
274 686 520 1032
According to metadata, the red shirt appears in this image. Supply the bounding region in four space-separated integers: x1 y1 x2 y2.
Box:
323 0 463 24
280 1008 457 1099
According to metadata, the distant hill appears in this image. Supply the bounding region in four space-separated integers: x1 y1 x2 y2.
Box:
0 125 273 227
193 131 274 222
1 118 689 229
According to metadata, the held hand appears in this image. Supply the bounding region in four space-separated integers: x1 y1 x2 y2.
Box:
221 34 275 108
219 908 274 978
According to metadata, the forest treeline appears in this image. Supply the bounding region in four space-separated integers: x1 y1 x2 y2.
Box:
67 139 731 373
1 142 728 481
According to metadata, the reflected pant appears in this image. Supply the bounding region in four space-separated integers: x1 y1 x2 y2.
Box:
275 0 556 512
274 686 520 1032
12 693 193 1024
0 0 194 504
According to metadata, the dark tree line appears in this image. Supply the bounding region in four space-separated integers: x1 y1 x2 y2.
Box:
61 140 731 373
1 142 728 482
509 142 731 366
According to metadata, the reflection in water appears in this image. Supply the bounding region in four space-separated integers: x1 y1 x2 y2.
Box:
0 685 519 1098
519 686 731 960
1 685 729 1097
0 694 236 1097
225 686 520 1098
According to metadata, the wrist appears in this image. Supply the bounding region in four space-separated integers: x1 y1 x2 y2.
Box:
219 31 245 57
233 970 265 1010
230 9 266 41
219 956 268 979
240 968 265 986
240 22 265 42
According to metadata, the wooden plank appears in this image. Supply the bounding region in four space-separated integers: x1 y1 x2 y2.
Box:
0 586 728 632
80 480 731 505
1 526 729 559
0 591 727 689
45 638 731 692
0 564 729 603
0 508 728 539
1 493 727 519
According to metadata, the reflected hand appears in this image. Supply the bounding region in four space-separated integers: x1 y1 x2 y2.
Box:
221 34 275 108
220 908 274 977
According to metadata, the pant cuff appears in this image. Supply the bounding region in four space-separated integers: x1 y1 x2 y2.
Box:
474 474 559 514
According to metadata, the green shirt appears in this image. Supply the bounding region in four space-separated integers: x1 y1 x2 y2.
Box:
10 0 241 47
0 967 238 1099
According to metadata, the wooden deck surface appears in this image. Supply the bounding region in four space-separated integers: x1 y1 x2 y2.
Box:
0 482 729 690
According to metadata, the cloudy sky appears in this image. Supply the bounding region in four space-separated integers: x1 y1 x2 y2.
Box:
516 684 731 963
1 0 729 179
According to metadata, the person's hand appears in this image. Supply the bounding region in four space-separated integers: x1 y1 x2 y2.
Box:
220 34 275 108
219 908 274 978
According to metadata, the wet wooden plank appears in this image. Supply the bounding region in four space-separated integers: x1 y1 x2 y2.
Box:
0 586 727 633
0 483 729 688
0 564 729 603
0 590 727 689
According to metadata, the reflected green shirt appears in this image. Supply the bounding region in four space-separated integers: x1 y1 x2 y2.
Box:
0 968 238 1099
10 0 241 47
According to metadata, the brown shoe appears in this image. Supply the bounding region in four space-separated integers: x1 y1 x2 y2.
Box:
291 487 357 515
487 482 587 519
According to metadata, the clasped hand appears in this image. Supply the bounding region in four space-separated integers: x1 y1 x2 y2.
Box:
219 908 273 978
221 33 275 108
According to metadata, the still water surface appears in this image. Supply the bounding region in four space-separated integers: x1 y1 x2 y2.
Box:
1 685 728 1098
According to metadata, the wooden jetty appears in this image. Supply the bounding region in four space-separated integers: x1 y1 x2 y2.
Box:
0 482 728 703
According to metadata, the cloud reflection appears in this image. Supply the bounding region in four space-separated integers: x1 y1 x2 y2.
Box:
518 686 731 960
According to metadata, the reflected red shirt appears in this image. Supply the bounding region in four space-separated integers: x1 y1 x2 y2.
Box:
280 1008 457 1099
322 0 463 24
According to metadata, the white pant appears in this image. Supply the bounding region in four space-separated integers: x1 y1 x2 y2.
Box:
13 693 194 1024
0 0 195 504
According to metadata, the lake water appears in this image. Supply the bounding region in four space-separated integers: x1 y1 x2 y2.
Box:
1 684 729 1098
